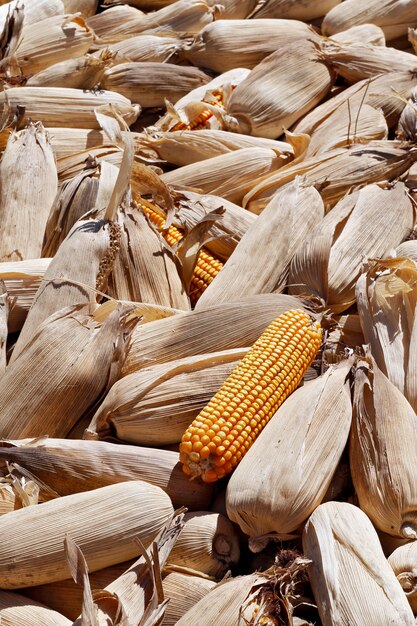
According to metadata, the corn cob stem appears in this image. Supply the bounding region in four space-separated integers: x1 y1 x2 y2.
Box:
179 309 322 482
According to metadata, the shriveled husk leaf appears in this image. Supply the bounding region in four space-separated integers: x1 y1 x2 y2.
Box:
167 512 240 578
325 314 364 358
122 293 308 375
161 147 287 205
224 39 335 139
0 437 213 510
0 122 57 262
388 542 417 613
0 258 50 333
183 19 318 73
14 14 94 75
62 0 98 16
244 141 417 214
0 589 71 625
356 257 417 412
56 145 123 180
305 101 388 157
137 129 294 168
26 50 115 89
226 360 352 543
394 240 417 262
351 356 417 540
322 0 417 41
88 348 245 445
0 480 173 589
103 34 183 63
303 501 415 626
252 0 341 20
330 23 386 46
196 180 324 309
289 183 414 312
0 304 132 439
162 572 216 626
398 87 417 141
0 87 140 129
102 62 211 108
0 0 64 33
320 40 417 84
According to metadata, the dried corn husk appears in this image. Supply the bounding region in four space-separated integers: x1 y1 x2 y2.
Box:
252 0 341 20
0 481 173 588
388 542 417 613
162 572 216 626
0 438 213 510
244 141 417 214
330 23 386 45
104 34 183 63
102 62 211 108
398 87 417 141
46 127 107 159
226 361 352 544
62 0 98 16
205 0 258 18
167 512 240 577
88 348 244 445
196 180 324 309
356 258 417 412
224 39 335 139
123 293 307 375
0 304 132 439
394 241 417 263
303 501 415 626
351 357 417 539
86 5 144 39
0 0 64 33
0 258 50 333
0 87 139 129
161 147 287 205
26 51 115 89
56 145 123 180
320 40 417 84
183 19 318 72
322 0 417 41
15 14 94 75
289 184 414 312
0 122 57 262
325 314 364 359
0 590 71 625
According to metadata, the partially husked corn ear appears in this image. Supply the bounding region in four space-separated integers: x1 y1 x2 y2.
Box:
171 89 226 130
179 309 322 482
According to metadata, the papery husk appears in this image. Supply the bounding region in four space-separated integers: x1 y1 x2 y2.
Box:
0 437 213 510
0 481 173 588
122 293 308 375
409 28 417 54
0 87 140 128
322 0 417 41
303 501 415 626
244 141 417 214
356 258 417 412
183 19 318 72
102 62 211 108
103 34 183 63
137 129 294 167
167 511 240 578
0 589 71 625
325 314 364 358
86 5 144 39
252 0 340 20
0 122 57 262
205 0 258 19
161 147 287 205
88 348 245 445
26 51 115 89
351 357 417 540
225 39 335 139
398 87 417 141
394 240 417 262
388 542 417 613
196 180 324 309
0 0 64 33
162 572 217 626
320 40 417 84
289 184 414 312
226 360 352 543
15 14 94 75
46 127 108 159
0 285 7 375
0 304 132 439
330 23 386 46
56 145 123 179
62 0 98 16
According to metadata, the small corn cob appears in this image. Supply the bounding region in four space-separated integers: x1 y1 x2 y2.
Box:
179 309 322 482
139 201 223 305
172 90 225 131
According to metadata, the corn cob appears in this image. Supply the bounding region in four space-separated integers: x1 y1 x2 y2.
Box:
179 309 322 482
139 201 223 305
171 89 225 131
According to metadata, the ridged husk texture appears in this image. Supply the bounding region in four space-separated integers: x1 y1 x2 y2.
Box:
0 589 71 625
388 542 417 613
104 34 183 63
330 23 386 46
162 572 216 626
26 51 115 89
252 0 341 20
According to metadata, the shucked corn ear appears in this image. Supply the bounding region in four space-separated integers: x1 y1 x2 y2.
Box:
179 309 322 482
303 502 415 626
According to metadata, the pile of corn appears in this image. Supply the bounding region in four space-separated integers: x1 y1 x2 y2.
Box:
2 0 417 624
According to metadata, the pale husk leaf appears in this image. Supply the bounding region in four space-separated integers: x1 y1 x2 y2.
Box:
62 0 98 16
46 127 109 159
388 542 417 613
0 0 64 34
162 572 216 626
252 0 341 20
26 51 115 89
103 35 183 64
330 23 386 46
0 589 71 625
394 241 417 263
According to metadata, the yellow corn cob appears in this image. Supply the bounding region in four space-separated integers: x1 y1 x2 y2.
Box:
172 90 225 131
139 201 223 305
179 309 322 482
